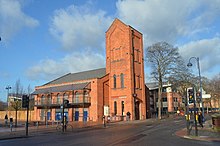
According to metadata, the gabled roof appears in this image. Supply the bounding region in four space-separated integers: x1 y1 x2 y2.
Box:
106 18 142 35
43 68 106 86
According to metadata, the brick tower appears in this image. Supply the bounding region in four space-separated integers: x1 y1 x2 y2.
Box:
106 19 146 120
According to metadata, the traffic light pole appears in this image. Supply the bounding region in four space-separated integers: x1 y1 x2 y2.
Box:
26 99 29 137
185 88 190 136
193 87 198 136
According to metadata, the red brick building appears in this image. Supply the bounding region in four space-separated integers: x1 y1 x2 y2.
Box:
146 82 183 117
33 19 146 122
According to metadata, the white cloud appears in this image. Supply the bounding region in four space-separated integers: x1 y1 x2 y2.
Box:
0 0 39 41
49 3 112 51
179 37 220 77
116 0 220 78
26 51 105 81
116 0 220 45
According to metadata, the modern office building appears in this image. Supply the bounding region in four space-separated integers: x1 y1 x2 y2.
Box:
146 82 183 117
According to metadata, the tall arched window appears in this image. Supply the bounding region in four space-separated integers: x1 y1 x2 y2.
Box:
75 92 80 103
41 95 45 105
120 73 124 88
113 74 116 89
57 94 61 104
83 91 89 103
63 93 68 103
47 94 51 104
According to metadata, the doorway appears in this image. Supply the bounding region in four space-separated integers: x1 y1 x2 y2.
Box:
135 101 140 120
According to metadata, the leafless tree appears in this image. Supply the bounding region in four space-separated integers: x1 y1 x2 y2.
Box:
10 79 23 127
146 42 185 119
205 73 220 111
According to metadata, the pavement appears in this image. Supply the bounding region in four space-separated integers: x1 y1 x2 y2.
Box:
175 119 220 142
0 118 220 142
0 121 104 140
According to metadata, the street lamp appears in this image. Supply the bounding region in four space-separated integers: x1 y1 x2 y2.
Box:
187 57 205 121
5 85 12 108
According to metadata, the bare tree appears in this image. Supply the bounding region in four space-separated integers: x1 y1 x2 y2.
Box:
10 79 23 127
146 42 185 119
205 73 220 111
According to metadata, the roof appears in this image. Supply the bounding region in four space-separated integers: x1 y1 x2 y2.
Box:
146 82 172 90
44 68 106 86
32 82 90 95
106 18 142 35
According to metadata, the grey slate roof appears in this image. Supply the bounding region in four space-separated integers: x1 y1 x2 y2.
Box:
32 82 90 95
44 68 106 86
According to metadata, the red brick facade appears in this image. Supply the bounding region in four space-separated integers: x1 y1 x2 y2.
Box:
106 19 146 120
33 19 146 122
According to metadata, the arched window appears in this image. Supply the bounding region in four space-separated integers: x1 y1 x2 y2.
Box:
113 74 116 89
57 94 61 104
120 73 124 88
75 92 80 103
47 94 51 104
83 91 89 103
41 95 45 105
63 93 68 103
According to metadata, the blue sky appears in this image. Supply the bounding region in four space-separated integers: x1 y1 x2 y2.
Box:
0 0 220 102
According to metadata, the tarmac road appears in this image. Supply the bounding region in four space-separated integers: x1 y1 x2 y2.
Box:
0 116 219 146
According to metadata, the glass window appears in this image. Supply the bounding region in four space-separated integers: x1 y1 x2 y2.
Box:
173 97 178 102
114 101 117 115
41 95 45 105
113 74 117 89
63 93 68 100
162 97 167 102
83 91 89 103
47 94 51 104
75 92 79 103
162 88 167 92
120 73 124 88
57 94 61 104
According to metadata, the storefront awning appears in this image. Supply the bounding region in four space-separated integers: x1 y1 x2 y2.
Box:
32 82 90 95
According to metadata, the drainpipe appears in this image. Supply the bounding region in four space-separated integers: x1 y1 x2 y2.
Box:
131 29 136 120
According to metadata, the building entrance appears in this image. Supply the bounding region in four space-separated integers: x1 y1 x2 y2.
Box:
135 101 140 120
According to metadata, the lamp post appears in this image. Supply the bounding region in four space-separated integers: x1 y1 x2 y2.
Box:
5 85 12 108
187 57 205 121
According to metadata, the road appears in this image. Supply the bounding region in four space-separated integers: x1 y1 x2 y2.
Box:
0 117 219 146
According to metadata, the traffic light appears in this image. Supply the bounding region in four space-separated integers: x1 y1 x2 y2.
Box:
187 88 194 104
22 95 29 108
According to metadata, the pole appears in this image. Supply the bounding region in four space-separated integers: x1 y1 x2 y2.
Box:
26 96 29 136
131 29 136 120
185 88 190 136
62 99 65 132
197 57 205 122
193 87 198 136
